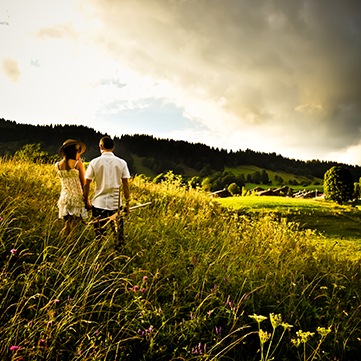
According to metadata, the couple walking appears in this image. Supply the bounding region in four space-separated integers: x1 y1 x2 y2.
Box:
55 136 130 246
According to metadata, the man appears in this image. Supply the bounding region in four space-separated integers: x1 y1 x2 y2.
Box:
84 136 131 246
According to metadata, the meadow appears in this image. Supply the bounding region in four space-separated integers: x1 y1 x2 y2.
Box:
0 157 361 360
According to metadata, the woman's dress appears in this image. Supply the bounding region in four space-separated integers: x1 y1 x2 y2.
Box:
56 162 88 219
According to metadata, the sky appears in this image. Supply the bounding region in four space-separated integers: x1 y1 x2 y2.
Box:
1 0 361 165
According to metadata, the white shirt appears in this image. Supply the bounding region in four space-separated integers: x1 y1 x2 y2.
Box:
85 152 130 210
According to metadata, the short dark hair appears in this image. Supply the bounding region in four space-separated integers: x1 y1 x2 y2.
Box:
100 136 114 150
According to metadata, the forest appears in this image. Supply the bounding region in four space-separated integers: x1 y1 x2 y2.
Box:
2 118 361 183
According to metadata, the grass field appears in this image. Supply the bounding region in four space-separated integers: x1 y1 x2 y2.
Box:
217 196 361 245
1 158 360 360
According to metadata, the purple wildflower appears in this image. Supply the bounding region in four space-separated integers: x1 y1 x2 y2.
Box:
0 216 3 221
48 321 53 325
140 288 146 292
134 286 139 291
158 307 162 313
190 312 193 320
54 299 59 305
208 310 212 317
10 249 17 255
143 276 148 281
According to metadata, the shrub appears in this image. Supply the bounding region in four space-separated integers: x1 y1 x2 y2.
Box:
228 182 240 196
324 166 354 204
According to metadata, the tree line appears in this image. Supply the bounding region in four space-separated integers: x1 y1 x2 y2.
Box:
2 118 361 183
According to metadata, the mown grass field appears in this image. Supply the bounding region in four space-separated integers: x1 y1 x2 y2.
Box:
0 157 360 360
217 196 361 246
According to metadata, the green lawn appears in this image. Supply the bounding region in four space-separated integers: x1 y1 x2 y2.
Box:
217 196 361 244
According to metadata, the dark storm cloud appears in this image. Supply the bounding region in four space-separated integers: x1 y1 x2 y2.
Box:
82 0 361 156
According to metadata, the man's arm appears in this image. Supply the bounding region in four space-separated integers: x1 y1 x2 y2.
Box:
122 178 130 215
83 179 92 210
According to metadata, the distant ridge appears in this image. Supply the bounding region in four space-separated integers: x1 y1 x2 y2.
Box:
1 118 361 180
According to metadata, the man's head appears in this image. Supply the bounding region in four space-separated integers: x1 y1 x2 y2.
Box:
99 136 114 152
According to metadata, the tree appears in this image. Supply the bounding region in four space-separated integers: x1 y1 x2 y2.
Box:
324 166 354 204
251 171 261 184
261 169 269 184
228 183 240 196
14 143 54 163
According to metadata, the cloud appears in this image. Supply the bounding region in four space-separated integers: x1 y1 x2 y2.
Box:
78 0 361 159
1 57 21 82
30 22 78 40
31 59 41 67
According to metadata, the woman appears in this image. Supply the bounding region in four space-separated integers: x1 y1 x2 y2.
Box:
55 139 88 236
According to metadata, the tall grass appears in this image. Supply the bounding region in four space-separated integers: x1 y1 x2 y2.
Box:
0 158 361 360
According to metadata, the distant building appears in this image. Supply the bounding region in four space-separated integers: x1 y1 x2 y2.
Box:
210 188 231 198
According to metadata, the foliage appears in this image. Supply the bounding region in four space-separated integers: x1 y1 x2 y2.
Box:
1 158 361 360
14 143 58 163
324 166 354 205
227 183 240 196
3 118 361 181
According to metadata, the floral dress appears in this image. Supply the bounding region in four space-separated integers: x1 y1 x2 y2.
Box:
56 162 88 219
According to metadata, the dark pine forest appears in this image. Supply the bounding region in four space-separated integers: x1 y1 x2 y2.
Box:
1 118 361 182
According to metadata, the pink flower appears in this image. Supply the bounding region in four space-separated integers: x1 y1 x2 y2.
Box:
39 339 48 347
10 249 17 255
143 276 148 281
10 346 21 351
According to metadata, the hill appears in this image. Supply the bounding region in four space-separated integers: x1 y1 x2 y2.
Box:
2 118 361 183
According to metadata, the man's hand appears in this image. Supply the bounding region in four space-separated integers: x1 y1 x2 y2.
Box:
124 204 130 215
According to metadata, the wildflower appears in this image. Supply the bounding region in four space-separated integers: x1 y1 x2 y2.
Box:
296 330 315 343
259 329 271 344
140 288 146 292
0 216 3 221
228 275 231 281
143 276 148 281
134 286 139 291
270 313 282 329
158 307 162 313
190 312 193 320
10 346 21 351
54 299 59 305
281 322 293 329
10 249 17 255
146 326 153 333
208 310 212 317
48 321 53 325
95 330 99 336
249 314 267 324
215 326 222 334
67 296 72 303
223 278 227 282
39 339 48 347
317 326 331 337
192 256 197 265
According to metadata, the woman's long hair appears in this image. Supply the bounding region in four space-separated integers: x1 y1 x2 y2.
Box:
63 145 78 171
